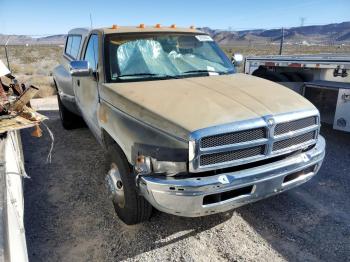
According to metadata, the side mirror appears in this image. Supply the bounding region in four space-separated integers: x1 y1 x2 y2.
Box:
69 60 91 77
231 53 244 66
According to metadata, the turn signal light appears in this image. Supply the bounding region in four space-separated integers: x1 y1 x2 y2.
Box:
136 155 145 164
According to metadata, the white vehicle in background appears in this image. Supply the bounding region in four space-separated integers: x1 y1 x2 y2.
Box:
244 54 350 132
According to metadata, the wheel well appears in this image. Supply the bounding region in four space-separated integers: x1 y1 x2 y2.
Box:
101 129 133 167
101 129 115 149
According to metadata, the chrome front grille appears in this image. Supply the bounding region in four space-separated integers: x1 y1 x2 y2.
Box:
200 146 265 166
275 116 317 136
273 131 316 152
200 128 266 148
189 110 320 172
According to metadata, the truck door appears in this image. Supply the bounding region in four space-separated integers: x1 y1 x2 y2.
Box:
73 34 101 137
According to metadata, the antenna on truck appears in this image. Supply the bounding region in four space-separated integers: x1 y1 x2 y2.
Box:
89 13 93 29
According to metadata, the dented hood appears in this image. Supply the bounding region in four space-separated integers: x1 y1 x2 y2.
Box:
101 73 315 139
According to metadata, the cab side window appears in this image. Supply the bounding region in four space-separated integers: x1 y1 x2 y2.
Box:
65 35 82 59
84 34 99 72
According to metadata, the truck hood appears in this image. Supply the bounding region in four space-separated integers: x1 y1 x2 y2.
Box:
101 73 315 140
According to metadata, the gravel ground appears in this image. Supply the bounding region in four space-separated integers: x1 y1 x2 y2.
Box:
22 107 350 262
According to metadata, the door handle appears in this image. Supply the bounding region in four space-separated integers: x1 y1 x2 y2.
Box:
77 79 80 86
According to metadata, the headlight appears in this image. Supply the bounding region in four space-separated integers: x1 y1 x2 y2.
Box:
135 155 187 176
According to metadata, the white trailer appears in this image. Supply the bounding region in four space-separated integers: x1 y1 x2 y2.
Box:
244 54 350 132
0 131 28 262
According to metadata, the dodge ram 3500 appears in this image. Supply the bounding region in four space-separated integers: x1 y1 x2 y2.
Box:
53 25 325 225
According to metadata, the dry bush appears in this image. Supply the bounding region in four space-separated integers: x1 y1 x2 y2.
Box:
0 45 62 98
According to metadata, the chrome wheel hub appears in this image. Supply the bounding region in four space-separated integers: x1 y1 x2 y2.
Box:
105 163 125 208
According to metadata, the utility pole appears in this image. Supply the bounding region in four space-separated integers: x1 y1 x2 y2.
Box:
279 27 284 55
4 37 11 71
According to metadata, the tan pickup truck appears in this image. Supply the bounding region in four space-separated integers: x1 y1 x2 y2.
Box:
53 25 325 225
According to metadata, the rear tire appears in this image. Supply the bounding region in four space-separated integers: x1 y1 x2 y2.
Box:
281 72 304 82
252 67 289 82
106 143 152 225
57 94 83 130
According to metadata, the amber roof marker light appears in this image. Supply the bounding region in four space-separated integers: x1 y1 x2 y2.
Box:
111 24 118 29
170 24 176 28
190 25 196 29
155 24 161 28
138 23 145 29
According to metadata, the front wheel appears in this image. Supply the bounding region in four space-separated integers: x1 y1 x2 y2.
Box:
105 143 152 225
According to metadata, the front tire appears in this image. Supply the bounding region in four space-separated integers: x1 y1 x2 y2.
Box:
106 143 152 225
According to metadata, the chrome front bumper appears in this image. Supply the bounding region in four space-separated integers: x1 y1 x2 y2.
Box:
138 136 325 217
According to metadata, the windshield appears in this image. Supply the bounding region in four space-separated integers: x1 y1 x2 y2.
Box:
105 33 235 82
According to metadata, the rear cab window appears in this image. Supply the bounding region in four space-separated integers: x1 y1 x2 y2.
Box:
65 35 82 60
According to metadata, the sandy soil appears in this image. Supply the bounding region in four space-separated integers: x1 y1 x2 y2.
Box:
22 99 350 262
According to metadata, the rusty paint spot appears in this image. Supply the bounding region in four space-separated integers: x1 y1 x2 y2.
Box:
99 106 108 123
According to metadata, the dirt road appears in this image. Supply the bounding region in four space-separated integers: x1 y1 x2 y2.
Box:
23 103 350 261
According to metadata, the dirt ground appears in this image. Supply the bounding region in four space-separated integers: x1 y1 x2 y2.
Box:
22 99 350 262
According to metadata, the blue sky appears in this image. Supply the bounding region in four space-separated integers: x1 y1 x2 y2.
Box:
0 0 349 35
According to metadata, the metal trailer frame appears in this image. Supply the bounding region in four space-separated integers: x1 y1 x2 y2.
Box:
244 54 350 132
244 54 350 74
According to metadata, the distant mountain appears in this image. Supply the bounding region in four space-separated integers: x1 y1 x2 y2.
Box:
1 21 349 46
201 21 350 45
0 34 66 45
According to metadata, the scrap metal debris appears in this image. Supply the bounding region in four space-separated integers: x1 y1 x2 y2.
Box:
0 59 47 136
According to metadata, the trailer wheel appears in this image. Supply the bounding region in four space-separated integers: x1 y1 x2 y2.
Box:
252 67 289 82
281 72 304 82
106 143 152 225
57 93 83 130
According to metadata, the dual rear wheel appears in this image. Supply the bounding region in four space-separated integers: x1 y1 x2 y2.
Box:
57 93 84 129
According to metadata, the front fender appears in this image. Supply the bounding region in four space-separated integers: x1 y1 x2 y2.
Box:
98 101 188 165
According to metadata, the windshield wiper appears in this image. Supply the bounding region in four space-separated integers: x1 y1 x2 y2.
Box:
117 73 159 78
181 70 229 75
117 73 181 79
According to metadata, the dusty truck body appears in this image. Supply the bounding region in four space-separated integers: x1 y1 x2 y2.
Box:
53 25 325 224
244 54 350 133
